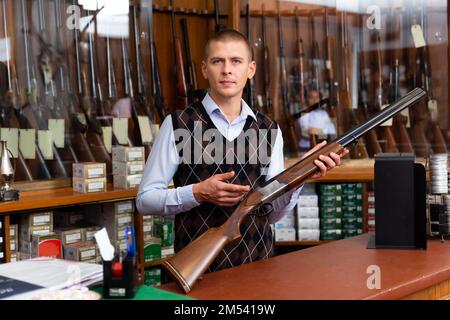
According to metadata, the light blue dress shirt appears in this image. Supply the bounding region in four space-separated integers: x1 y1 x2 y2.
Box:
136 93 302 223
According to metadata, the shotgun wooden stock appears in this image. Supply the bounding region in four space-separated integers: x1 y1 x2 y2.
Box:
162 88 426 293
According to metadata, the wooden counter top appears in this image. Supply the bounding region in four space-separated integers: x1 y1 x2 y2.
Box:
160 233 450 300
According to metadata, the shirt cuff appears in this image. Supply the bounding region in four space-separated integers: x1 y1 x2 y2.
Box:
178 184 201 210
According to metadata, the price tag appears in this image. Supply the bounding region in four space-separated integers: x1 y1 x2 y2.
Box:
138 115 153 143
400 109 411 128
428 99 438 122
48 119 65 148
19 129 36 159
38 130 54 160
113 118 129 145
380 104 392 126
0 128 18 158
411 24 426 48
102 126 112 154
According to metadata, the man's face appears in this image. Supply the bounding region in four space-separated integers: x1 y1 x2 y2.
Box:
202 40 256 100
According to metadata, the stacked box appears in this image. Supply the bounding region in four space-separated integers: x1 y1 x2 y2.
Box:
142 215 154 242
296 193 320 241
9 224 18 257
54 210 86 228
19 211 53 259
86 200 135 255
20 233 62 259
144 267 162 286
72 162 107 193
0 217 3 263
319 183 364 240
63 241 98 262
154 217 175 258
367 191 376 232
144 237 162 263
275 209 295 242
112 146 145 189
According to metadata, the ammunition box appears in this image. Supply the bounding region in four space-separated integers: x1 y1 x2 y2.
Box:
320 218 342 230
154 219 174 247
31 233 62 258
342 194 363 206
342 183 363 195
73 177 107 193
64 241 97 262
10 252 17 262
20 224 52 241
341 206 363 219
113 174 143 189
320 195 342 207
112 146 145 162
297 229 320 241
113 160 145 176
73 162 106 179
275 228 296 242
54 227 83 245
297 218 320 230
83 226 101 241
297 206 319 219
297 195 318 207
320 229 342 240
342 218 364 230
19 211 53 228
144 268 162 287
10 239 16 252
114 200 135 215
54 211 86 228
342 229 364 238
320 207 342 219
144 237 162 263
161 245 175 258
319 184 342 196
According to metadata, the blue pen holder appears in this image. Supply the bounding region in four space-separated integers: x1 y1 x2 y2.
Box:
103 255 137 299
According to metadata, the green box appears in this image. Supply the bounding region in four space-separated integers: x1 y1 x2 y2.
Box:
320 218 342 230
144 238 161 263
320 229 342 240
144 267 162 286
319 184 342 196
342 194 363 206
320 207 342 219
342 229 364 238
320 195 342 207
154 220 174 247
341 206 363 219
342 183 363 195
342 217 363 230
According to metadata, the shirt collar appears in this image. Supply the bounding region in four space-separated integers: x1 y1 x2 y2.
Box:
202 93 257 122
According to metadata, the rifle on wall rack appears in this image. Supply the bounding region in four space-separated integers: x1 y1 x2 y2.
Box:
162 88 427 294
277 1 300 156
294 7 306 112
245 1 256 112
324 8 337 119
261 3 272 117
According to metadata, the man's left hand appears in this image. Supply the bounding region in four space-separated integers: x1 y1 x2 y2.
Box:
302 140 350 179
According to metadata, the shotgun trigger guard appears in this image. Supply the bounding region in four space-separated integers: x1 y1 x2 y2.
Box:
252 203 274 217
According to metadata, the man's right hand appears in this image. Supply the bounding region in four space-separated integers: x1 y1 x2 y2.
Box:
192 171 250 207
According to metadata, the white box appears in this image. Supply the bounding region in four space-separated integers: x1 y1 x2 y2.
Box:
297 207 319 219
112 146 145 162
73 177 107 193
297 195 319 207
73 162 106 179
275 228 296 242
113 174 143 189
297 229 320 241
297 218 320 230
113 160 145 176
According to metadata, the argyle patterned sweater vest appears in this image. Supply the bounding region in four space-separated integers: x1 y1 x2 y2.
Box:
171 101 278 272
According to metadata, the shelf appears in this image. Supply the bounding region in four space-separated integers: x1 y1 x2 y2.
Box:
275 240 334 246
0 185 137 214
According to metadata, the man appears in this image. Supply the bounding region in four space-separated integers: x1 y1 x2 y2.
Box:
136 29 348 272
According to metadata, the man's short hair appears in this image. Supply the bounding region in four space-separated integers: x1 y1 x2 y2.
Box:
204 28 253 61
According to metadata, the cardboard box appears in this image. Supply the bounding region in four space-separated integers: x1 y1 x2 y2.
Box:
320 195 342 207
297 195 319 207
20 224 53 241
113 174 143 189
10 224 18 243
73 177 107 193
144 237 161 263
20 233 62 258
342 206 363 219
10 252 17 262
82 226 101 242
113 160 145 176
320 218 342 230
73 162 106 179
342 217 363 230
342 194 363 206
64 241 97 262
112 146 145 162
144 268 161 286
342 183 363 195
275 228 296 242
297 218 320 230
297 229 320 241
114 201 135 215
319 184 342 196
54 211 86 228
10 239 16 252
297 207 319 219
19 211 53 228
320 207 342 219
320 229 342 240
154 219 174 247
54 227 83 245
161 245 175 258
